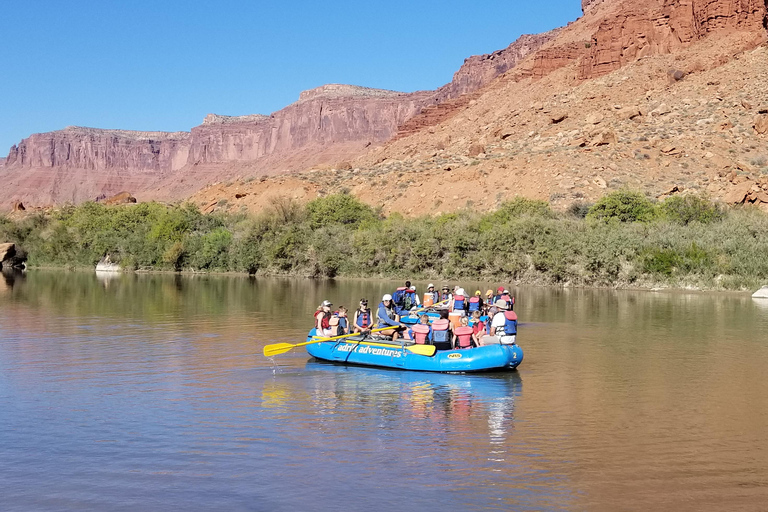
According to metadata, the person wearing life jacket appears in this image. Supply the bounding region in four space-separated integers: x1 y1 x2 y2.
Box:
409 314 432 345
470 310 486 346
489 299 517 345
450 288 467 314
484 290 494 314
377 294 405 340
492 286 505 305
423 283 439 307
431 309 454 350
335 306 349 336
454 316 475 349
392 286 408 312
403 285 420 311
438 285 451 302
353 298 373 334
499 289 513 310
468 290 483 313
315 300 334 337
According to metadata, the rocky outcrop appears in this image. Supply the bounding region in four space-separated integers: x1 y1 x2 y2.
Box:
582 0 604 14
434 30 561 101
101 191 137 205
0 242 25 270
187 86 431 165
5 127 190 171
579 0 768 79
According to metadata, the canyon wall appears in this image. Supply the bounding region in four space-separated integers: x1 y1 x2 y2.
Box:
579 0 768 78
5 127 190 172
3 0 767 207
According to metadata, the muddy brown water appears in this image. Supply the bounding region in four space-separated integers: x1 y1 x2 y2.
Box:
1 271 767 511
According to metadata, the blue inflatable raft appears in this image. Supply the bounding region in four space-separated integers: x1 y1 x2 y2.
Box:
305 329 523 373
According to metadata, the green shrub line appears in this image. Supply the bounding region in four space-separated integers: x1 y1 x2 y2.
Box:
2 191 767 290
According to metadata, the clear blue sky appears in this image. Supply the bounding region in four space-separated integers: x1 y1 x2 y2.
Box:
0 0 582 153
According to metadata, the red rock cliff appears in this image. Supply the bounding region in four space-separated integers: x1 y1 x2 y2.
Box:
187 85 432 165
579 0 768 78
5 127 190 171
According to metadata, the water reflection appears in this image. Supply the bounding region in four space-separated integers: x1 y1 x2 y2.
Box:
2 272 768 511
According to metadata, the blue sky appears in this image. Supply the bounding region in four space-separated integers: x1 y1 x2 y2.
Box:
0 0 582 153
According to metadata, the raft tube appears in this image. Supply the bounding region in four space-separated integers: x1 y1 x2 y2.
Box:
305 330 522 373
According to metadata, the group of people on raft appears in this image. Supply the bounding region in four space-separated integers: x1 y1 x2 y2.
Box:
314 282 517 351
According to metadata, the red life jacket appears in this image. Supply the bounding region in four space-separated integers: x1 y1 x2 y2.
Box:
454 326 474 349
412 324 430 344
501 294 511 303
316 311 331 329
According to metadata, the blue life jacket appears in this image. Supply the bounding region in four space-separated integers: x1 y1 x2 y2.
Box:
453 295 466 311
355 309 372 328
504 311 518 335
468 296 481 312
392 287 407 308
431 319 451 343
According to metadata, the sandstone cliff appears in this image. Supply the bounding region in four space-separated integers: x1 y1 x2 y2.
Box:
3 0 767 209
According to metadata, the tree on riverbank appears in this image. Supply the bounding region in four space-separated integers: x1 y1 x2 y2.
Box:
2 191 767 290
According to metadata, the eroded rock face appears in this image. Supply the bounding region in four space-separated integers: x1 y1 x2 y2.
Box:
579 0 768 79
435 30 561 101
187 87 431 165
5 127 190 171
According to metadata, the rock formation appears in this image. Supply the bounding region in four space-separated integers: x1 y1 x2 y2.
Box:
579 0 768 79
2 0 767 209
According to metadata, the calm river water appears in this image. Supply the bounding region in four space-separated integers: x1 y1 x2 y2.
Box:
1 271 767 511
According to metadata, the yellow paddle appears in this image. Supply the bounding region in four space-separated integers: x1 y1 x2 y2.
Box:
409 299 449 315
263 326 436 357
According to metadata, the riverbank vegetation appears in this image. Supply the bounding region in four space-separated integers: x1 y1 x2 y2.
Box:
1 191 767 290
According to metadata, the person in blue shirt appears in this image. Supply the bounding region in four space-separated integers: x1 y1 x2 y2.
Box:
377 294 405 340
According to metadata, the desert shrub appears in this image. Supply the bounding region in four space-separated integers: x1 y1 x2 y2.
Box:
659 195 723 225
567 201 593 219
306 192 377 229
587 190 657 223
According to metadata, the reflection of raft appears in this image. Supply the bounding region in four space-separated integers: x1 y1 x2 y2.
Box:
306 329 523 373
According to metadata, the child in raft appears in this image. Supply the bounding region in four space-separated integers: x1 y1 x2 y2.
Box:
335 306 349 335
470 310 485 347
453 316 475 349
408 314 432 344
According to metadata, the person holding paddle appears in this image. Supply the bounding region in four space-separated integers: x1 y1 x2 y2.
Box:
376 294 405 341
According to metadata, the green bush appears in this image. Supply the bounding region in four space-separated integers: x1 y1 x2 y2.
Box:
306 192 377 228
4 192 768 290
659 195 723 225
587 190 657 223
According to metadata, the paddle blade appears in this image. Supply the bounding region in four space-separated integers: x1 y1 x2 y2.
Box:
407 344 437 356
263 343 295 357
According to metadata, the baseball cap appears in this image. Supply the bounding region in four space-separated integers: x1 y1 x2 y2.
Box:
475 290 482 296
497 286 504 292
382 294 392 301
322 300 332 306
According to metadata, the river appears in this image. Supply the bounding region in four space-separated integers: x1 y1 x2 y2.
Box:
1 271 767 511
